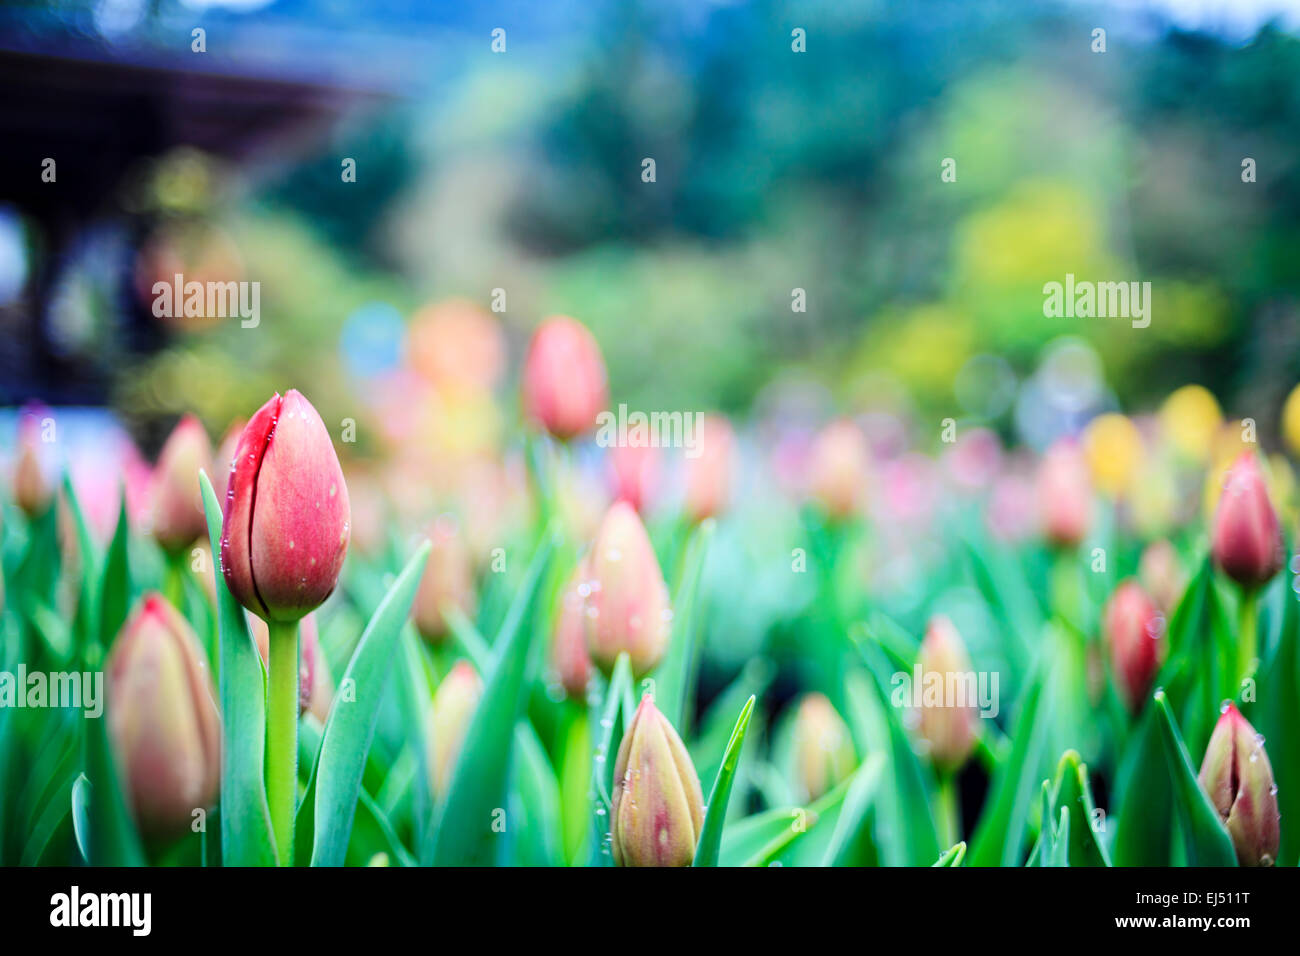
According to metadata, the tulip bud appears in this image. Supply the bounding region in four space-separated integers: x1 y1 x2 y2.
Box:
106 593 220 838
149 414 213 554
13 410 52 518
552 561 592 698
806 419 869 519
1198 703 1280 867
252 611 332 720
584 501 671 677
220 390 351 623
1104 580 1165 713
790 693 856 802
1037 438 1091 547
917 616 976 771
683 414 734 522
521 315 608 440
1211 451 1284 589
412 515 477 644
212 418 245 508
426 661 483 799
611 694 704 867
1139 539 1185 612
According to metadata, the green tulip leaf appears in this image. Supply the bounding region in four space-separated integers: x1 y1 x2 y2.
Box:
70 773 91 863
1153 691 1238 867
819 752 886 866
98 492 133 652
654 518 715 732
933 840 966 866
694 694 755 867
1028 750 1111 867
199 470 279 867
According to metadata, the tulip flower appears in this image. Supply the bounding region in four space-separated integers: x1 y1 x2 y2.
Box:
1198 703 1280 867
1104 580 1165 713
412 515 477 644
427 661 483 799
551 561 592 698
1082 413 1143 499
790 693 856 802
150 414 213 555
1139 539 1185 613
683 414 734 522
13 410 52 518
806 419 869 520
221 388 350 865
106 593 220 838
1036 438 1091 547
1160 384 1222 464
611 695 704 867
252 612 333 723
521 315 608 440
220 390 351 624
916 616 977 772
1211 451 1283 590
583 501 671 677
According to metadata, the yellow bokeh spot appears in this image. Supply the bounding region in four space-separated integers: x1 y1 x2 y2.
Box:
1083 413 1143 498
1159 384 1222 463
1282 384 1300 456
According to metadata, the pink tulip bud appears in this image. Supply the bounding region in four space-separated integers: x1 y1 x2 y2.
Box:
251 611 332 720
611 694 704 867
220 390 351 623
806 419 869 519
426 661 483 799
13 409 52 518
607 442 660 514
1139 539 1185 613
521 316 608 441
683 414 734 522
149 414 213 554
551 561 592 698
106 593 220 838
583 501 671 677
1037 439 1091 547
1104 580 1165 713
212 418 246 508
917 616 977 771
790 693 856 802
1198 703 1280 867
412 515 477 644
1211 451 1284 589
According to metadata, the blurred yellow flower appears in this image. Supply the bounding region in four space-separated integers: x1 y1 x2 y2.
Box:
1083 413 1143 498
1282 383 1300 455
1159 385 1222 463
1129 454 1178 538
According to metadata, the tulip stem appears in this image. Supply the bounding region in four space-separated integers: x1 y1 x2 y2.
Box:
163 554 185 609
936 773 960 849
266 619 300 866
1237 587 1257 687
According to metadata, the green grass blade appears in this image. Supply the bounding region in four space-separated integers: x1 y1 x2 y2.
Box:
310 540 432 866
199 470 278 867
693 694 755 867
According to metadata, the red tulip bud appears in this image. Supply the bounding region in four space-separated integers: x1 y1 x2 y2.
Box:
806 419 869 519
149 414 213 554
683 414 734 522
584 502 671 677
412 515 477 644
1104 580 1165 713
1037 438 1091 547
220 390 351 623
13 410 52 518
611 694 704 867
251 611 332 720
1139 539 1185 613
552 561 592 698
521 316 608 440
1198 703 1280 867
917 616 977 771
106 593 220 838
427 661 483 799
1211 451 1283 589
791 693 856 802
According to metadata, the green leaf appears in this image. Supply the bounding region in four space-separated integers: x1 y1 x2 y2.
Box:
1028 750 1111 867
508 723 564 866
1110 702 1174 866
310 540 432 866
933 841 966 866
199 470 278 867
720 805 819 867
693 694 755 866
20 773 76 866
60 472 100 660
819 752 886 866
70 774 91 863
429 528 557 866
99 492 133 652
1153 691 1238 866
82 706 145 866
653 519 715 732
